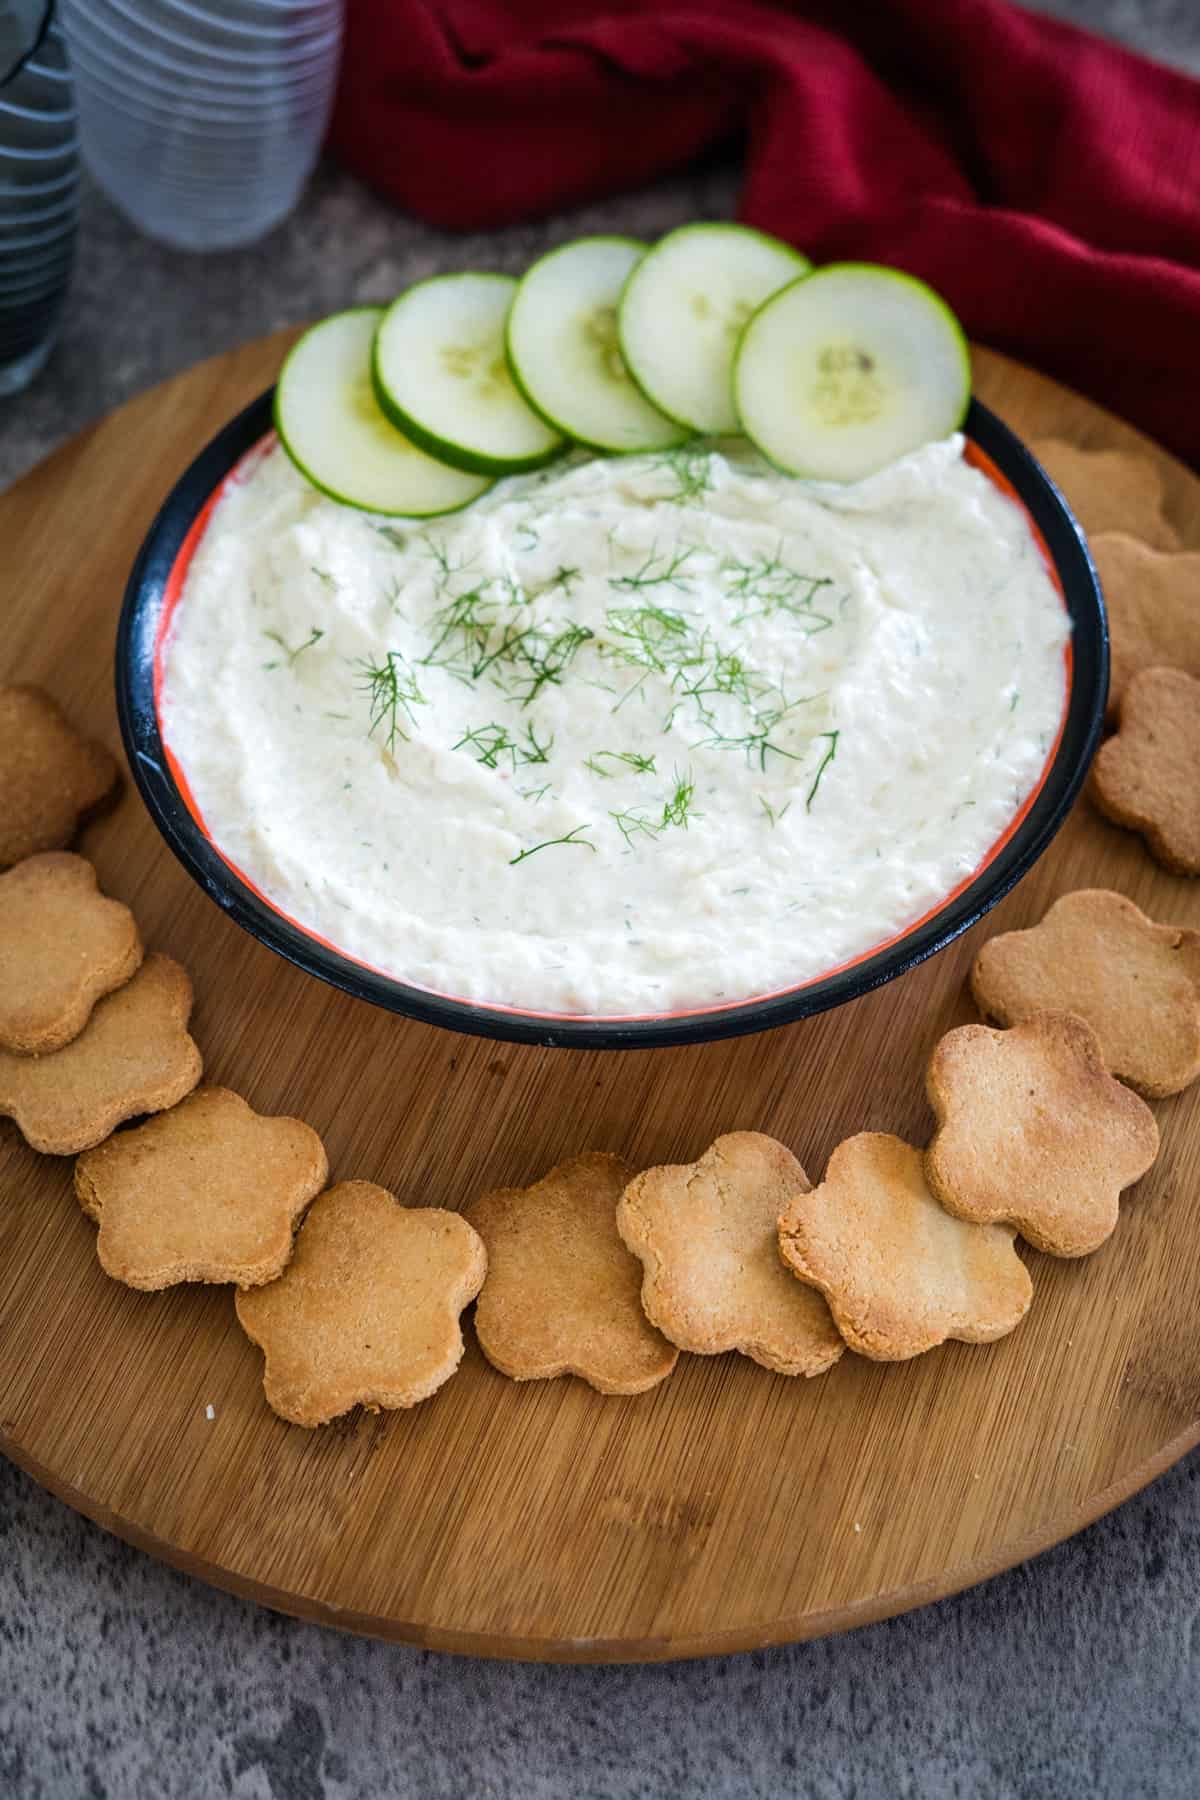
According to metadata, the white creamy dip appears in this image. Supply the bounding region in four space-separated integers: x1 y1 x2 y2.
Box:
161 435 1069 1014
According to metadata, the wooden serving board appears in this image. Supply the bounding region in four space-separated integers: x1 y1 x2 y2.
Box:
2 335 1198 1662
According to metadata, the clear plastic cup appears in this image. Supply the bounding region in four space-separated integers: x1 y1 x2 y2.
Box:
61 0 342 251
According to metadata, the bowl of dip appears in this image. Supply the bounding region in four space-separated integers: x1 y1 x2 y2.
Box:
116 392 1106 1049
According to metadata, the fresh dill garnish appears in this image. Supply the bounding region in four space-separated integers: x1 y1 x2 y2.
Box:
553 564 582 594
421 582 495 672
610 808 659 849
601 601 694 674
805 730 840 811
609 545 697 594
722 546 835 624
660 766 698 829
651 444 713 506
263 626 325 667
758 795 793 827
376 525 409 551
453 721 554 770
610 767 699 845
310 566 336 590
509 824 596 865
494 622 595 708
420 534 477 591
517 782 552 804
355 650 427 750
584 749 658 779
514 522 540 552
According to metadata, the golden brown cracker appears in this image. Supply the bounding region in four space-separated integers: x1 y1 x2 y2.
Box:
925 1012 1159 1258
0 686 119 869
0 954 202 1155
1091 667 1200 875
777 1133 1032 1361
236 1181 486 1428
1032 439 1180 551
616 1132 843 1377
1092 534 1200 719
74 1085 327 1290
469 1152 676 1394
0 853 142 1054
971 888 1200 1099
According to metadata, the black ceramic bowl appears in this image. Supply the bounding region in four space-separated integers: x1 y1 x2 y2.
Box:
116 393 1106 1050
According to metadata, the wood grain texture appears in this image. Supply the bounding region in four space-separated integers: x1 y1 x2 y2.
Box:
1 335 1198 1662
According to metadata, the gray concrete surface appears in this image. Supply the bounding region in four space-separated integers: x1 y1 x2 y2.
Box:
2 4 1199 1795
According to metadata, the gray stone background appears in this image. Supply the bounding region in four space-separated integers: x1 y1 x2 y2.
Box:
2 4 1199 1795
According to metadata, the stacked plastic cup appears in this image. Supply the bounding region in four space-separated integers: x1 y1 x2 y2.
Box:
0 2 78 395
60 0 342 252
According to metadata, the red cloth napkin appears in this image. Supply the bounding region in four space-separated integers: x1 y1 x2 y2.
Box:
329 0 1200 467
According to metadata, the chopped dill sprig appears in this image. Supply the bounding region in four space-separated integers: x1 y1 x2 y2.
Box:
263 625 324 668
722 546 835 624
609 545 697 595
610 766 699 846
758 795 793 827
517 782 552 804
355 650 427 750
420 585 491 675
651 444 713 506
375 525 409 551
601 601 695 674
805 730 840 811
493 622 595 708
610 808 658 849
310 565 336 590
553 564 582 594
509 823 596 866
420 533 478 592
584 748 658 779
660 766 698 829
454 721 554 771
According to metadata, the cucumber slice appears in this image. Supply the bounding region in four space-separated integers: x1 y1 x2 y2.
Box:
733 264 971 483
617 223 809 435
373 273 565 476
274 309 493 517
506 237 689 454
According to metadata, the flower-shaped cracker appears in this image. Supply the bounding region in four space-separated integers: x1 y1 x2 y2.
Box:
617 1132 843 1377
0 853 141 1054
971 888 1200 1098
469 1152 677 1394
237 1181 486 1427
778 1134 1032 1361
1091 535 1200 721
1030 440 1179 551
74 1085 328 1290
1091 667 1200 875
0 953 202 1155
0 686 119 869
925 1012 1159 1258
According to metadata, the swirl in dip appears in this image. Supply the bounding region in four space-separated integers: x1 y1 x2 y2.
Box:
160 435 1069 1015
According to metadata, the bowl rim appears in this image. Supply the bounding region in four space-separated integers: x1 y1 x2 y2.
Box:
115 391 1108 1051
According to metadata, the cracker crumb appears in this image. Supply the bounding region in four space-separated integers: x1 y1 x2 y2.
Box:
205 1404 215 1421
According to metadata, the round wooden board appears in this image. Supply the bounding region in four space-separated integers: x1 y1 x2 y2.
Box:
2 335 1199 1663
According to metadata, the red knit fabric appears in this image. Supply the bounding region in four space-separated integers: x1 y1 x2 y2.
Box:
329 0 1200 464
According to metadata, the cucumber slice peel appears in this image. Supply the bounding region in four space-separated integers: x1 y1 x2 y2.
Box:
733 263 971 483
373 273 565 477
618 222 810 435
506 236 689 454
274 309 493 517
